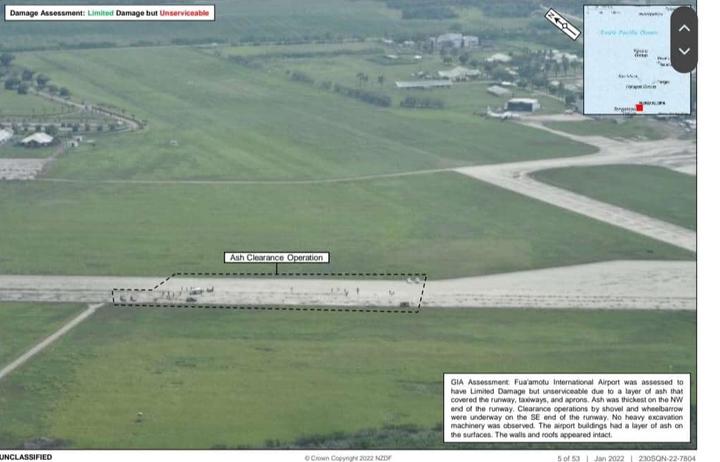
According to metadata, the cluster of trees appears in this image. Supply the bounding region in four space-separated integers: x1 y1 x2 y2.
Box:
332 83 391 107
286 70 392 108
0 53 70 97
289 70 314 84
353 72 385 87
400 96 445 109
511 48 581 87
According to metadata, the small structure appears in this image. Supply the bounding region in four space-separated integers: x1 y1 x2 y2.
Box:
505 98 540 112
463 35 479 48
487 85 511 97
436 33 463 49
438 66 481 81
20 132 54 148
434 33 479 49
550 50 581 63
395 80 452 90
487 53 512 63
0 128 13 145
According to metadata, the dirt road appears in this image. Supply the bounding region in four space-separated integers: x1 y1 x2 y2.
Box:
0 303 103 382
0 261 695 310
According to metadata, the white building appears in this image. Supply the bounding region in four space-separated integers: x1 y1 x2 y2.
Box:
435 33 479 49
21 132 54 147
487 53 512 63
487 85 511 97
438 66 481 81
436 33 463 49
395 80 452 89
462 35 479 48
0 128 12 145
550 50 581 63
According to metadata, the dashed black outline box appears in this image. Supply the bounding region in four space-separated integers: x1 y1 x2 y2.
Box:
112 272 428 314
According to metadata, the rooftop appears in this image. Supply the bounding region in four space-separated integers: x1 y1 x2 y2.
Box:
395 80 452 89
21 132 54 144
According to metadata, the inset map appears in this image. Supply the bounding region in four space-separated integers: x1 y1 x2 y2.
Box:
584 5 691 115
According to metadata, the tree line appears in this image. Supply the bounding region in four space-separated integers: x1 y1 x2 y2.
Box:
0 53 71 97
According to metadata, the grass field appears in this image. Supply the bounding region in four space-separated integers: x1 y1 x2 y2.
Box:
0 45 691 280
534 166 696 230
0 303 85 365
544 119 667 141
0 173 693 277
0 91 61 117
14 47 593 181
0 307 695 449
232 47 568 115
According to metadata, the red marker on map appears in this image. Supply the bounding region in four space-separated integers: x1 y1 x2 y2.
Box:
636 103 644 112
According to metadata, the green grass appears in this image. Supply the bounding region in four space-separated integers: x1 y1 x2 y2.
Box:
534 166 696 230
244 49 567 115
0 143 57 159
0 173 693 277
0 307 696 449
0 91 61 117
14 47 595 181
0 303 86 365
545 119 667 141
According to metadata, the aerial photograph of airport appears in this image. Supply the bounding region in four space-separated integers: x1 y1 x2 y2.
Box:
0 0 695 450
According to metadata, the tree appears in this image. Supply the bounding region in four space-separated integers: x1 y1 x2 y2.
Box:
561 56 570 75
377 74 385 86
59 87 71 97
551 60 560 77
17 82 29 95
45 125 59 136
36 74 51 88
4 77 20 90
355 72 368 87
0 53 14 67
442 55 453 65
459 52 470 65
21 69 35 81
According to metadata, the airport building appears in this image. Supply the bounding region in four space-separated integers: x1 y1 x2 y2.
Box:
487 85 511 97
505 98 540 112
395 80 452 89
21 132 54 147
0 128 12 145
